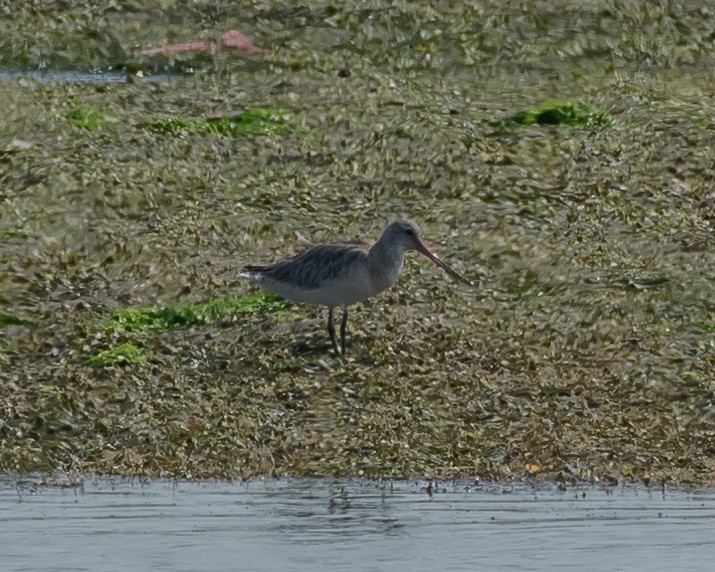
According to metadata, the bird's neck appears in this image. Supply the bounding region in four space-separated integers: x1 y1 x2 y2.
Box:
367 237 405 292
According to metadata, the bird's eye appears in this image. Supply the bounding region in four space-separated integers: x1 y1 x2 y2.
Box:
405 228 415 236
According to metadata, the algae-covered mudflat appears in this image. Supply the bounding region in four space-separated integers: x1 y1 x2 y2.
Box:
0 1 714 484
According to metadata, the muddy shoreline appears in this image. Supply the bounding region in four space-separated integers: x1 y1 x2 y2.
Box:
1 1 714 484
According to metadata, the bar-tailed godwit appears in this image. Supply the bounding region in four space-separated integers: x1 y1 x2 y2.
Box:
240 219 472 355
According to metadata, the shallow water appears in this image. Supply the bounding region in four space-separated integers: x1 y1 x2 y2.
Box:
1 478 714 571
0 70 179 84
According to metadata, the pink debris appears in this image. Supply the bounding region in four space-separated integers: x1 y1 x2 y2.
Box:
140 29 265 57
220 30 266 54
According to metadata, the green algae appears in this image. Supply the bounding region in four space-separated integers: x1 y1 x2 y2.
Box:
149 108 303 137
105 292 290 332
64 106 115 131
0 227 25 238
0 313 31 327
87 342 149 367
510 100 613 127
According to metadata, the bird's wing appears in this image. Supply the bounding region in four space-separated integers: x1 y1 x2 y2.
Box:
247 239 373 290
335 238 374 247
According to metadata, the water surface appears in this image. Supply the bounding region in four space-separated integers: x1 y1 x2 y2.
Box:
0 70 179 84
1 479 714 571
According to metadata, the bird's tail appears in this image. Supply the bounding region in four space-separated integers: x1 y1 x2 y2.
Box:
238 265 266 282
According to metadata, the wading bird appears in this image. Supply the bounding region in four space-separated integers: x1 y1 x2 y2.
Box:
240 219 472 355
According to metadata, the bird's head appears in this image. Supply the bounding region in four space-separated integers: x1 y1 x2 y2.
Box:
382 218 473 286
384 219 425 252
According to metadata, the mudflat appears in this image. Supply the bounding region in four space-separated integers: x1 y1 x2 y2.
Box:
1 1 713 484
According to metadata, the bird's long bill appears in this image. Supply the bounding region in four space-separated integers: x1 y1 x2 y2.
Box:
417 243 473 286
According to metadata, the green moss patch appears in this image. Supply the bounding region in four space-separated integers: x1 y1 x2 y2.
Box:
65 106 115 131
0 312 31 327
104 292 290 332
149 108 303 137
693 321 715 333
87 342 149 368
0 227 26 238
510 100 613 128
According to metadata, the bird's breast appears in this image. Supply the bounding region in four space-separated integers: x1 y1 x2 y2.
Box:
369 258 403 296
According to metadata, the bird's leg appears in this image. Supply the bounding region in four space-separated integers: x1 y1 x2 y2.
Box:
327 307 340 355
340 306 349 355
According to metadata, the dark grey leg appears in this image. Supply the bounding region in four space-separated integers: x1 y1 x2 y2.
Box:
339 306 349 355
327 307 340 355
